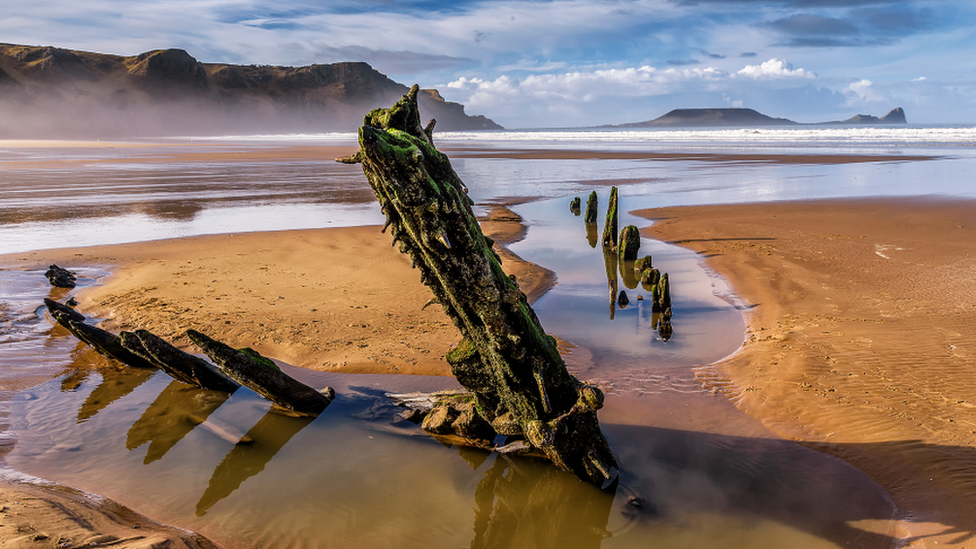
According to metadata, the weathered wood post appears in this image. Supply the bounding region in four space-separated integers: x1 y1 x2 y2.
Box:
618 225 641 261
584 191 599 224
602 186 618 248
339 86 618 486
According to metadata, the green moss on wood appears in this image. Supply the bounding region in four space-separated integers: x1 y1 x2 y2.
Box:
602 186 618 248
345 86 618 486
618 225 640 261
584 191 598 224
239 348 281 371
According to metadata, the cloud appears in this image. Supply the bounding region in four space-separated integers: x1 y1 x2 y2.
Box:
448 64 730 106
698 49 726 60
843 78 893 106
735 58 816 79
495 60 570 73
762 4 942 48
674 0 905 6
306 45 475 74
767 14 858 37
2 0 974 125
442 58 822 125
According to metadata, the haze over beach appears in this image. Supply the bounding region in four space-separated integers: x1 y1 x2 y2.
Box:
1 0 974 128
1 1 976 549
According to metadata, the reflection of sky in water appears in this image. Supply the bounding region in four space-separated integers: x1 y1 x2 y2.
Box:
0 203 383 253
510 196 744 392
2 135 975 254
10 359 896 549
0 134 927 547
455 154 976 207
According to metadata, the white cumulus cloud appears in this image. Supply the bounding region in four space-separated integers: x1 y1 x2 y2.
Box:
440 58 831 126
447 65 730 107
735 59 815 80
844 79 890 105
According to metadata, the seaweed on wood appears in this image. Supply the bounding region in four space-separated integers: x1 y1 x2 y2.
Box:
338 85 618 486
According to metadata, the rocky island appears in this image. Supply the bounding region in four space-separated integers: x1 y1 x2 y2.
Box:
614 106 907 128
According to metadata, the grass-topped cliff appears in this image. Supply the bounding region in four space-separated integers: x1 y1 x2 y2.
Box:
0 44 501 138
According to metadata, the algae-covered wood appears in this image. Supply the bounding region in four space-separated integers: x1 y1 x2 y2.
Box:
341 85 618 486
187 329 334 415
602 186 618 248
122 329 240 392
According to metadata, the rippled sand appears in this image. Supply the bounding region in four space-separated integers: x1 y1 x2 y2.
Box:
638 197 976 547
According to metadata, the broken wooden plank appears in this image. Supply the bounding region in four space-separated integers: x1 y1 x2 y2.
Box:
186 329 334 415
44 297 85 326
56 314 157 369
121 329 239 392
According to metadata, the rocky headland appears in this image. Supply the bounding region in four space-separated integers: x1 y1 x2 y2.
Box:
615 106 907 128
0 43 502 138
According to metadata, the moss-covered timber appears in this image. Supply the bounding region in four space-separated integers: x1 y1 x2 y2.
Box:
584 191 599 224
51 311 157 370
187 329 334 415
122 329 240 392
44 298 84 325
340 85 618 486
618 225 641 261
570 196 581 215
602 186 618 248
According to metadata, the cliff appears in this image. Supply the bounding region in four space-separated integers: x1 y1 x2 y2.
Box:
0 43 502 138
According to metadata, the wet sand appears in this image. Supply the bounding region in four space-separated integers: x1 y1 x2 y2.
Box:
0 139 936 170
0 205 553 546
0 473 218 548
446 148 939 164
637 197 976 547
1 208 551 377
0 141 962 546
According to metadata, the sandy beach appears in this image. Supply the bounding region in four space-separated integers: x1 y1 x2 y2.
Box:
0 203 555 547
638 197 976 547
1 137 973 546
3 206 550 377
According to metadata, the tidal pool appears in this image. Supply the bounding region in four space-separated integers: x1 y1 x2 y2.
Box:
2 192 898 548
8 354 897 549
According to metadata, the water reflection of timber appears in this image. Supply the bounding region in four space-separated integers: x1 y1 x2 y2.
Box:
619 257 639 291
471 454 615 549
585 222 598 248
126 380 233 464
77 365 156 423
603 247 618 321
196 410 314 516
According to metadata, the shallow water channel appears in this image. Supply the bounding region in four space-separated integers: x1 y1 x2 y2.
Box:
2 188 899 548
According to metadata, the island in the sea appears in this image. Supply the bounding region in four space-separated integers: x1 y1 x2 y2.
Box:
0 43 502 138
615 107 907 128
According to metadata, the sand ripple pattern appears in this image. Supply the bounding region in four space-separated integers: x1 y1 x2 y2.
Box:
643 198 976 543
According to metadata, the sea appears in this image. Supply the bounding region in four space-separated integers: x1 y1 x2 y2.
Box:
1 124 975 255
0 124 974 548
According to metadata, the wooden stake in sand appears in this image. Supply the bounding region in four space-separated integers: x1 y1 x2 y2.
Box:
602 186 619 248
339 85 618 487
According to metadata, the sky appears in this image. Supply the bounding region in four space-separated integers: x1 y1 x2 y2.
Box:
3 0 975 128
